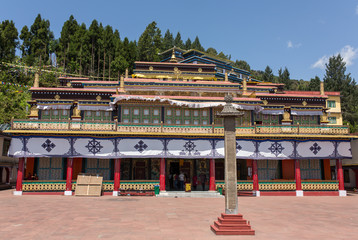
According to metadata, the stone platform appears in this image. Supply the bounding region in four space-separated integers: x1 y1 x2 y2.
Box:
157 191 223 198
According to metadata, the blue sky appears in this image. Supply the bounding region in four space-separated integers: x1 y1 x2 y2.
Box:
1 0 358 81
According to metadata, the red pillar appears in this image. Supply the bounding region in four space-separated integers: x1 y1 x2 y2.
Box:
65 158 73 195
252 160 259 196
15 157 25 194
114 158 121 194
209 159 216 191
336 159 344 190
160 158 166 191
295 160 302 190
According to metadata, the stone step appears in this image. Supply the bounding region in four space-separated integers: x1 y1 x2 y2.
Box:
157 191 223 198
211 225 255 235
218 217 247 224
221 213 243 219
214 221 251 230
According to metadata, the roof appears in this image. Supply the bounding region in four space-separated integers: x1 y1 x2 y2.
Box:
124 78 240 86
135 61 215 67
30 87 120 93
285 91 340 96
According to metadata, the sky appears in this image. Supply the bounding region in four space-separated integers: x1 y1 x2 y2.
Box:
1 0 358 81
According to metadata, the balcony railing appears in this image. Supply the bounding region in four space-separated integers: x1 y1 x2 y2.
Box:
11 119 350 135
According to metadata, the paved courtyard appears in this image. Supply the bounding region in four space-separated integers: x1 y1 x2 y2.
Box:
0 190 358 240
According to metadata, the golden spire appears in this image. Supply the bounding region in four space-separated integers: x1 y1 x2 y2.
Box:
169 48 178 63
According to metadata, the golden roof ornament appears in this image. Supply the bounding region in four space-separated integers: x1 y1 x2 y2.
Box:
96 95 102 101
54 94 60 100
302 101 307 106
169 48 178 63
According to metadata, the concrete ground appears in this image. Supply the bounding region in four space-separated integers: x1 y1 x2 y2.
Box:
0 190 358 240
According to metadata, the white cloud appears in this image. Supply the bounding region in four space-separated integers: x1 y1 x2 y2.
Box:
312 45 358 69
287 40 301 48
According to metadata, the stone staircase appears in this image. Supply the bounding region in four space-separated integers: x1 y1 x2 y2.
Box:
211 213 255 235
157 191 223 198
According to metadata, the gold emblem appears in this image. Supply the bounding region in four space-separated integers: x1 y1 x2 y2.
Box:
67 82 71 87
198 68 202 73
54 94 60 100
96 95 102 101
263 100 268 105
149 66 153 71
302 101 307 106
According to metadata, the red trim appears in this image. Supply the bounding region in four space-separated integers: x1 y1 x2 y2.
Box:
209 159 216 191
23 192 65 195
114 159 121 192
304 191 339 196
260 191 296 196
295 160 302 190
66 158 73 191
16 158 25 191
160 158 165 191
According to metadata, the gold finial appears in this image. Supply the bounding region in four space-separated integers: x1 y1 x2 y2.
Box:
320 81 325 96
34 72 40 88
243 77 247 95
224 72 228 82
125 68 129 78
170 48 178 63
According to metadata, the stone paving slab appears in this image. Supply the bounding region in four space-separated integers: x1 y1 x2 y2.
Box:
0 190 358 240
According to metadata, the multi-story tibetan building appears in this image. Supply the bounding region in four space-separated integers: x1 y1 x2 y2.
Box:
6 49 354 197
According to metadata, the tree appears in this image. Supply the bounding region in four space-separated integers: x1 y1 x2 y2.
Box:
174 32 184 48
184 38 192 50
88 20 100 75
137 21 162 62
278 67 291 89
234 60 250 71
323 54 358 125
262 66 274 82
162 29 174 51
0 20 18 62
308 76 321 91
19 25 31 60
206 47 218 56
191 36 204 52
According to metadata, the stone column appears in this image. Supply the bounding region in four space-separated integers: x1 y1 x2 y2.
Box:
336 159 346 196
252 160 260 197
295 159 303 197
218 95 243 214
160 158 166 192
14 157 25 195
113 158 121 196
209 159 216 191
65 158 73 196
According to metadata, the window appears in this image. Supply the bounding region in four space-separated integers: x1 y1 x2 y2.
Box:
2 139 11 156
176 109 181 116
143 119 149 123
53 110 58 116
123 119 129 123
96 111 101 117
123 108 129 115
43 110 49 116
167 109 172 116
193 110 199 117
133 109 139 115
327 100 336 108
153 119 159 124
63 110 68 115
37 158 63 180
143 109 149 115
185 120 190 125
193 120 199 125
176 120 181 124
153 109 159 116
185 110 190 116
133 119 139 123
167 120 172 124
202 110 207 117
301 160 322 180
202 120 208 125
328 117 337 124
85 158 111 180
86 111 92 116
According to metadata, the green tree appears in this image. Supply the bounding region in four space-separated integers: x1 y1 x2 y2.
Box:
162 29 173 51
184 38 192 50
308 76 321 91
137 21 162 62
278 67 291 89
206 47 218 56
0 20 19 62
234 60 250 71
88 20 100 76
19 25 31 60
323 54 358 125
174 32 184 48
191 36 204 51
262 66 274 82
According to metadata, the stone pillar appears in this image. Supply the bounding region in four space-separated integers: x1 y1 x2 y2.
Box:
14 157 25 195
336 159 346 196
113 158 121 196
295 159 303 197
209 159 216 191
160 158 166 192
252 160 260 197
65 158 73 196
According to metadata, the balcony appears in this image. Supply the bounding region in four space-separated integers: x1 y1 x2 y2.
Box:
10 119 350 135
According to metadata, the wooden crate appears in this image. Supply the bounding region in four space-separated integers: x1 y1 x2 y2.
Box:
75 174 103 196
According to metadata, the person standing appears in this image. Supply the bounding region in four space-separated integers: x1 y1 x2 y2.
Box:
200 173 207 191
179 171 185 191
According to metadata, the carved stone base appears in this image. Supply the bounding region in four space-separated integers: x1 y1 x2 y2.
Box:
211 213 255 235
